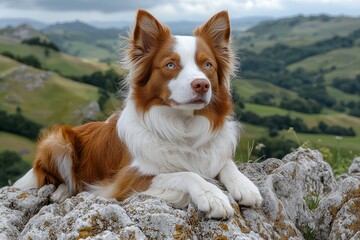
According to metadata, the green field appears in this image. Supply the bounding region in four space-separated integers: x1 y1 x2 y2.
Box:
288 47 360 83
244 103 360 133
62 40 115 60
0 40 108 76
233 78 298 104
0 132 36 163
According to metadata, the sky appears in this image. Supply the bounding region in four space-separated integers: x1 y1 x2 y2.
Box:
0 0 359 24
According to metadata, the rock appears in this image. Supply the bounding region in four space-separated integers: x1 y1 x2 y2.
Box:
0 148 359 239
0 185 54 239
349 157 360 175
74 101 101 122
19 192 147 240
314 177 360 240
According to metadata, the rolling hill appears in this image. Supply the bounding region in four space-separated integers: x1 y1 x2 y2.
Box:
0 55 104 126
42 21 126 61
235 15 360 52
0 39 109 76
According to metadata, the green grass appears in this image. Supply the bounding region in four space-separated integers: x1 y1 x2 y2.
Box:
0 56 18 72
0 40 107 76
295 133 360 153
233 78 298 104
244 103 292 116
62 40 114 60
244 103 360 134
0 131 36 163
326 86 360 103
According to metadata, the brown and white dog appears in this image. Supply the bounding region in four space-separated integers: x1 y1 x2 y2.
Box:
14 10 262 219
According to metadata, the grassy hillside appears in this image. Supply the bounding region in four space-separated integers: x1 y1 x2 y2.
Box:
43 21 125 61
0 131 35 163
0 56 104 126
288 47 360 83
235 15 360 52
233 78 298 104
0 39 108 76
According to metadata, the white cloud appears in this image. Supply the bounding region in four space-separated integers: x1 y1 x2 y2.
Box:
0 0 359 23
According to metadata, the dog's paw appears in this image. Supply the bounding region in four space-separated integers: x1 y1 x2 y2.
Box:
227 179 263 208
193 184 234 219
50 184 71 203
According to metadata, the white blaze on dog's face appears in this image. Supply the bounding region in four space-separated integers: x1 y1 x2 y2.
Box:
167 36 212 110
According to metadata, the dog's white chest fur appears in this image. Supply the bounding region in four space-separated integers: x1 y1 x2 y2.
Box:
117 100 240 178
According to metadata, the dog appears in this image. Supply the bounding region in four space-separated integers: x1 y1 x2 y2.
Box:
14 9 263 219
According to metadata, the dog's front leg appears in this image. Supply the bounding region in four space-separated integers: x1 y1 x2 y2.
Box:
143 172 234 219
218 160 263 208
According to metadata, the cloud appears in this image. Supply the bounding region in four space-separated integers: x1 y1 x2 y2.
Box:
1 0 167 12
0 0 359 23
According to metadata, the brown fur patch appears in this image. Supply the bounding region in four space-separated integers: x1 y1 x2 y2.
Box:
33 112 132 192
109 167 154 201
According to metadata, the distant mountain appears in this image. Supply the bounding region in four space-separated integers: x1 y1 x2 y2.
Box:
0 24 49 43
42 21 126 60
43 20 123 38
88 21 131 29
231 16 273 32
0 18 48 30
88 16 272 33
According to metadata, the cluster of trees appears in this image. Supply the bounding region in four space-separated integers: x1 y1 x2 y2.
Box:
280 98 322 114
0 110 42 140
239 111 356 137
69 68 123 94
0 151 31 187
260 36 354 65
332 75 360 95
21 37 60 52
347 101 360 118
1 51 41 69
98 88 110 111
249 92 276 106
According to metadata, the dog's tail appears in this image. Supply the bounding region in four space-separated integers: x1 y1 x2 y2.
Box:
13 126 78 195
13 168 38 189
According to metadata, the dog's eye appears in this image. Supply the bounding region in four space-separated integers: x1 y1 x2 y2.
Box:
204 62 212 69
166 62 176 69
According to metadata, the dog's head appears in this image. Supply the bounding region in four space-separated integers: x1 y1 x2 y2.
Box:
125 10 235 128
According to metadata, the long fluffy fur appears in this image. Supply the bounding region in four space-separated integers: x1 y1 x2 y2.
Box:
14 9 262 219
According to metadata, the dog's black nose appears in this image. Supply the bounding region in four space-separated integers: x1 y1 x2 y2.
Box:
191 78 210 95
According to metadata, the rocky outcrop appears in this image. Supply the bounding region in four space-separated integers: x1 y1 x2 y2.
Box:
0 148 359 239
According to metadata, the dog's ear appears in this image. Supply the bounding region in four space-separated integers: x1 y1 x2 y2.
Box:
194 11 231 49
132 9 170 54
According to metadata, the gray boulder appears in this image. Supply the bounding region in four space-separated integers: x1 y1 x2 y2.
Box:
0 148 359 239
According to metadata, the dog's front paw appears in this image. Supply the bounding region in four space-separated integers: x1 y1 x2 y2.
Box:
227 178 263 208
193 184 234 219
50 184 71 203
